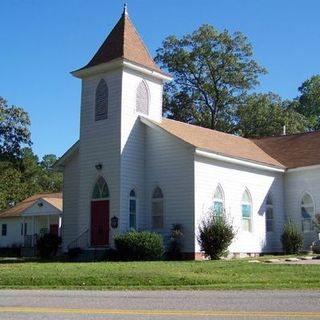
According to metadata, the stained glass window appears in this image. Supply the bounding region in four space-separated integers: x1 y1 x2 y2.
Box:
92 177 109 199
301 193 314 232
152 187 163 228
129 189 136 229
241 189 252 232
213 185 224 217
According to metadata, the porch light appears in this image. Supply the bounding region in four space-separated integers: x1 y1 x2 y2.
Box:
95 163 103 170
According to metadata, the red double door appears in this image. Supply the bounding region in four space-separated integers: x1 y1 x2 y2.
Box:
91 200 109 246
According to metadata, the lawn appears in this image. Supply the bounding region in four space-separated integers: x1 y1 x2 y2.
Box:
0 258 319 290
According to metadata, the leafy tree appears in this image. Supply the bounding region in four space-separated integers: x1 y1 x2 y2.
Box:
281 219 303 254
236 93 309 138
39 154 63 193
0 164 29 210
155 25 266 131
0 97 32 160
296 75 320 130
197 214 236 260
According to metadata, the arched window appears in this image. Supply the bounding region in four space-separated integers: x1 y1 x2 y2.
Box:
136 81 149 115
129 189 136 229
95 79 108 121
213 185 224 217
152 187 163 229
241 189 252 232
301 193 315 232
92 176 109 199
266 194 274 232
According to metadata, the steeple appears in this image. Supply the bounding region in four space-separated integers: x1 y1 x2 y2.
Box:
76 6 163 74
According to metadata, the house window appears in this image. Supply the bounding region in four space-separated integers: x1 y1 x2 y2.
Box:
129 189 136 229
136 81 149 115
241 189 252 232
266 194 274 232
95 79 108 121
1 224 7 236
152 187 163 229
92 176 109 199
213 185 224 217
301 193 315 232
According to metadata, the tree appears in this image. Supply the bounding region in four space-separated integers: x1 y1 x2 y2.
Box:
197 214 236 260
236 93 309 138
296 75 320 130
0 97 32 160
0 164 29 210
155 25 266 131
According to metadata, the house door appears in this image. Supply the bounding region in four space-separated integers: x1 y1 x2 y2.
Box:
91 200 109 246
50 224 59 236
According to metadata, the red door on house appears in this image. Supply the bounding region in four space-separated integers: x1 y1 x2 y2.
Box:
50 224 59 236
91 200 109 246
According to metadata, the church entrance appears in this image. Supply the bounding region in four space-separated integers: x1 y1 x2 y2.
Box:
90 176 110 247
91 200 109 246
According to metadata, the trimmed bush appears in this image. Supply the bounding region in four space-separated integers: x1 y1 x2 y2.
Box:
114 230 164 261
167 224 184 260
197 215 236 260
281 219 303 254
37 233 60 259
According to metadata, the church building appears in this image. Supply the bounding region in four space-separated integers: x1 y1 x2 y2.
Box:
55 7 320 259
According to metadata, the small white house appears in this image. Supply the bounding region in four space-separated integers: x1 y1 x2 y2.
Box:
54 7 320 259
0 193 62 253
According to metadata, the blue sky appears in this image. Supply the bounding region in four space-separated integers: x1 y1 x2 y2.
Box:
1 0 319 159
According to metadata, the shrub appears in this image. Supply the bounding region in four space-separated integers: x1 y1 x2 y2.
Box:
114 230 164 261
36 233 60 259
167 224 184 260
281 219 303 254
197 215 235 260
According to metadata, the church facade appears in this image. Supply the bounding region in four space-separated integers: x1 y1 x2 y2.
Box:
55 7 320 258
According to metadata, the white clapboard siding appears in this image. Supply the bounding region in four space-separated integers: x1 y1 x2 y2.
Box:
119 69 164 232
145 125 195 252
285 166 320 250
62 148 80 251
0 218 23 247
77 70 122 245
194 156 284 254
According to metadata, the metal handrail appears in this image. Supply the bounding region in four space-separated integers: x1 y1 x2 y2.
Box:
67 229 89 250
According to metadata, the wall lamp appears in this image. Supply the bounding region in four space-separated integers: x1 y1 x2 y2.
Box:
95 163 103 170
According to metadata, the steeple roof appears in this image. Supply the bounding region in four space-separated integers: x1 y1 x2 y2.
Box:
80 6 162 74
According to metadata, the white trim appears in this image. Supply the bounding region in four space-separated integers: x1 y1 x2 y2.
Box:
287 164 320 173
53 141 79 171
71 58 172 81
123 60 172 81
195 149 285 173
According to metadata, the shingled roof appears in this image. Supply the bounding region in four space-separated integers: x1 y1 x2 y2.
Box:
143 117 320 170
0 193 62 218
147 118 285 168
78 6 162 74
253 132 320 169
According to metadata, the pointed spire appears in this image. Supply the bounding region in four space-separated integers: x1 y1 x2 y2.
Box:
123 3 128 16
78 7 163 74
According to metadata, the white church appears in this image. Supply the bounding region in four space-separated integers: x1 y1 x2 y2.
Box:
55 7 320 259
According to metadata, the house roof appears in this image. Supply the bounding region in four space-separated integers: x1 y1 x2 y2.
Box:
76 6 163 74
253 131 320 169
146 118 285 169
0 193 62 218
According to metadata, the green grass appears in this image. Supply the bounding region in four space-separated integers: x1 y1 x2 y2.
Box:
0 259 319 290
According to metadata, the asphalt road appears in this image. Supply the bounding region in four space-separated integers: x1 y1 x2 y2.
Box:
0 290 319 319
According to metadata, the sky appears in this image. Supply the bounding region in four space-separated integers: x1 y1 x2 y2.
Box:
1 0 319 159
